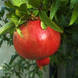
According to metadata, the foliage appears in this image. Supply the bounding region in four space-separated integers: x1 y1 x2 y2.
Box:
0 0 78 78
1 54 43 78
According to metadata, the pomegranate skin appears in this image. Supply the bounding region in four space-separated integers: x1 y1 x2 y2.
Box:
13 20 61 60
36 57 50 66
36 57 50 69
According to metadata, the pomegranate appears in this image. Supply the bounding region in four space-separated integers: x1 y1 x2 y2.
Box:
13 20 61 67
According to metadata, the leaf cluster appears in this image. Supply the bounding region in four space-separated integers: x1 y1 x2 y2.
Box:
0 54 44 78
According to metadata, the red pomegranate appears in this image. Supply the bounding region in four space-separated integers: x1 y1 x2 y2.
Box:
13 20 61 67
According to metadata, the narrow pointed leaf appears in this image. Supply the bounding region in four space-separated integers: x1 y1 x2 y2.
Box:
50 0 60 20
69 4 78 25
39 11 63 33
16 28 23 37
41 21 47 29
0 22 15 35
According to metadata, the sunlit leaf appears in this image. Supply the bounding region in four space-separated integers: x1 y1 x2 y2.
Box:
69 4 78 25
0 22 15 35
41 21 47 29
33 10 39 16
10 0 26 7
16 28 23 37
10 14 19 26
39 11 63 33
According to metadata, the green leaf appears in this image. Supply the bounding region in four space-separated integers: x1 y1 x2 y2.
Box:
39 11 63 33
15 4 27 17
36 71 43 78
10 14 19 26
9 54 18 65
15 9 21 17
19 4 27 12
16 28 23 37
10 14 25 27
41 21 47 29
32 72 35 78
10 0 26 7
26 3 33 8
0 22 15 35
33 10 39 16
28 0 41 8
50 0 60 20
43 0 49 10
70 0 78 9
69 4 78 25
5 1 17 9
